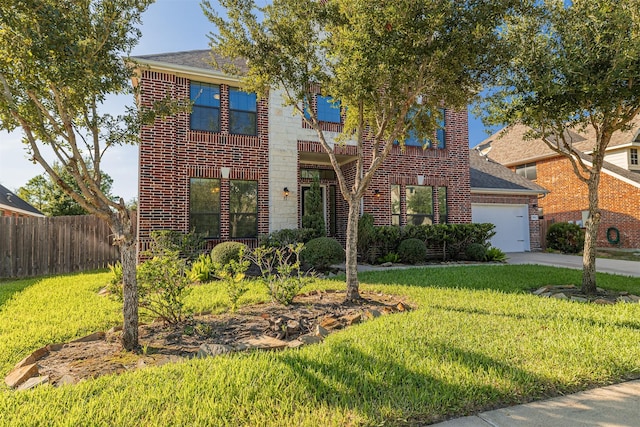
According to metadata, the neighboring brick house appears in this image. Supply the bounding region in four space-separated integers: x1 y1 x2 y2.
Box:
479 123 640 249
0 183 44 218
469 150 548 252
131 50 473 250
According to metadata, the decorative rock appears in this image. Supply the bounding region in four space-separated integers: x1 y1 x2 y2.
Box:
17 375 49 391
381 306 394 315
298 334 323 345
107 325 123 334
396 302 408 312
314 325 330 338
197 343 233 358
341 313 362 326
287 339 305 348
381 262 393 267
240 336 289 350
71 331 105 343
594 298 615 305
14 347 49 369
319 316 340 330
286 319 301 332
617 296 633 303
5 363 39 388
629 295 640 302
551 293 568 300
58 375 77 386
97 287 110 296
533 286 551 295
364 309 382 320
46 343 65 352
539 292 552 298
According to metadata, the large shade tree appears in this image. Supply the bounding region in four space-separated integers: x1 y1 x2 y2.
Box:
482 0 640 294
18 163 114 216
0 0 156 350
205 0 520 301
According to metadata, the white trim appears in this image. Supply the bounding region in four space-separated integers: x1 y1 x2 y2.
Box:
471 188 546 196
132 58 242 85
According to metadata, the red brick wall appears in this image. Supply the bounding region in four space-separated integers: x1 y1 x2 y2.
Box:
531 156 640 248
471 193 542 251
138 71 269 248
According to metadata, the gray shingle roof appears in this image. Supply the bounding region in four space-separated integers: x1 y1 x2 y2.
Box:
469 149 548 194
0 183 44 216
132 49 248 74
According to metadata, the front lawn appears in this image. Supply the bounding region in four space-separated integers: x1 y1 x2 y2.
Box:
1 265 639 426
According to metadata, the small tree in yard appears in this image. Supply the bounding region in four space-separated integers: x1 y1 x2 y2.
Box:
482 0 640 294
0 0 169 350
205 0 520 301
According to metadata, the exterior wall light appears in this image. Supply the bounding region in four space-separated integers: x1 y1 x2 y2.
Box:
374 189 381 198
283 187 290 199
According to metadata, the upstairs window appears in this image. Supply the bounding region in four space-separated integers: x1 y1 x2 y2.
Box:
316 95 341 123
190 82 220 132
515 162 537 180
631 148 638 166
403 108 446 148
229 88 257 135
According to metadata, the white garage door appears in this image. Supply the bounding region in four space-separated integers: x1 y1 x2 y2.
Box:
472 204 530 252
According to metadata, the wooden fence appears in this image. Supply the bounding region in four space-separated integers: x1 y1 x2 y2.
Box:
0 215 120 279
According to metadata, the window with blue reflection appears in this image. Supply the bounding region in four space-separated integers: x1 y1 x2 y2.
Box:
190 82 220 132
229 88 257 135
317 95 341 123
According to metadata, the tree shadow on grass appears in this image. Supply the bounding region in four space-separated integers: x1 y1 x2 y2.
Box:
0 278 40 309
278 339 556 425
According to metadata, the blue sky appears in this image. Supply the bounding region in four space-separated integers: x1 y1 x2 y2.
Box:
0 0 496 202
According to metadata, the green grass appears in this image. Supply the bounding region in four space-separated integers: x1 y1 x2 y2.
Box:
1 265 639 426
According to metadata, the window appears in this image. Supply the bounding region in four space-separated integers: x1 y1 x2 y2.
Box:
316 95 341 123
190 178 220 238
437 186 447 224
190 82 220 132
401 108 446 148
406 185 433 225
229 88 257 135
300 168 336 180
391 185 401 225
515 162 537 180
229 180 258 238
631 148 638 166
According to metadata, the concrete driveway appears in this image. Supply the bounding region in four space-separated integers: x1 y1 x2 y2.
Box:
506 252 640 278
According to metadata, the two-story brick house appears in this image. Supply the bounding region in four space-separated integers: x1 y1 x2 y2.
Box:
480 123 640 249
132 50 542 253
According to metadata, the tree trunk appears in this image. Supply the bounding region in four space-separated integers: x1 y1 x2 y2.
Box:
581 176 601 295
120 238 139 350
344 198 361 302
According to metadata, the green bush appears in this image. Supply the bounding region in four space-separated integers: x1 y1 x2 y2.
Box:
465 243 487 261
214 250 250 312
485 247 507 262
301 176 326 238
377 252 401 264
358 213 378 264
211 242 247 266
249 244 310 305
259 228 315 247
147 230 205 261
137 251 191 323
398 238 427 264
188 253 216 283
547 222 585 254
301 237 345 270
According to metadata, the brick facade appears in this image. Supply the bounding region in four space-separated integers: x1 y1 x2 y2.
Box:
526 156 640 248
136 66 473 250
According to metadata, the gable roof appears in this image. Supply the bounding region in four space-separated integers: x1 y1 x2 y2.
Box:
469 149 548 195
479 119 640 167
0 183 44 217
131 50 248 80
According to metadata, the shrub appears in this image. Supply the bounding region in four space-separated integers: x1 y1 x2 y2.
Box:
188 253 216 283
547 222 585 254
301 237 345 271
398 238 427 264
377 252 401 264
147 230 204 261
485 247 507 262
211 242 247 266
137 250 191 323
259 228 315 247
358 213 378 264
465 243 487 261
249 244 310 305
301 176 326 238
214 248 250 311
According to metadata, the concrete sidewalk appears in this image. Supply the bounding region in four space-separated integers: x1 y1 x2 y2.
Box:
431 379 640 427
505 252 640 277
